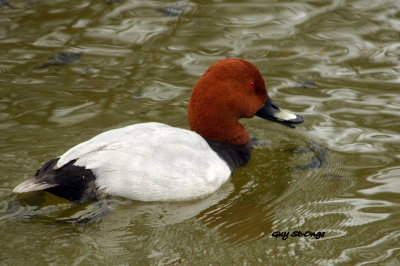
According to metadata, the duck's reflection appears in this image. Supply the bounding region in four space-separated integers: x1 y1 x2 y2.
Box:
6 178 273 245
197 196 274 244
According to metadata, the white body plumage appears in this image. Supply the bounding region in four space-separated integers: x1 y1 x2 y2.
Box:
56 122 231 201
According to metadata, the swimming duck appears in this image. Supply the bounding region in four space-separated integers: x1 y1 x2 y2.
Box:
13 58 303 202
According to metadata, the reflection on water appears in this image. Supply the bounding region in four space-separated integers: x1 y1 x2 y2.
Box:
1 0 400 265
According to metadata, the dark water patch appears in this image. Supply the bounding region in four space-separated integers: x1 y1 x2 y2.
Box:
288 142 328 170
35 52 82 69
105 0 124 4
291 81 317 88
0 0 10 8
0 191 124 225
250 136 272 148
159 5 187 17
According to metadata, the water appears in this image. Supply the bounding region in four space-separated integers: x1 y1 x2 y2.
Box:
1 0 400 265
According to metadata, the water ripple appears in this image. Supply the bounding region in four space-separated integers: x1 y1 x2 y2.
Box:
359 166 400 197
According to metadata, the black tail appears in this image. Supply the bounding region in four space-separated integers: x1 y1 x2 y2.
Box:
13 158 99 203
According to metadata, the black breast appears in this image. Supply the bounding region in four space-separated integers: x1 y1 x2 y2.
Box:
205 139 252 171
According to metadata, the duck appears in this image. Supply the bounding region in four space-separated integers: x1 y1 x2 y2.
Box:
12 58 303 203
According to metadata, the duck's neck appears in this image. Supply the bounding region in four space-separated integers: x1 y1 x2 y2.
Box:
188 103 253 170
188 103 250 145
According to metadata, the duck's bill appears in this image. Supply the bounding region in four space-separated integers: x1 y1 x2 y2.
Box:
255 97 304 128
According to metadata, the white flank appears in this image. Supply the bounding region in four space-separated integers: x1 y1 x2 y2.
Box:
57 122 231 201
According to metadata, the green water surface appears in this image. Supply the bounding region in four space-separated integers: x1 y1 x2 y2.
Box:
1 0 400 265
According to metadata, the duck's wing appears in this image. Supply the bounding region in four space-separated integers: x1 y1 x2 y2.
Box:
56 122 170 168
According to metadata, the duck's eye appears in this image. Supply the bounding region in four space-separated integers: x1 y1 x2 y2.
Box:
248 82 255 89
